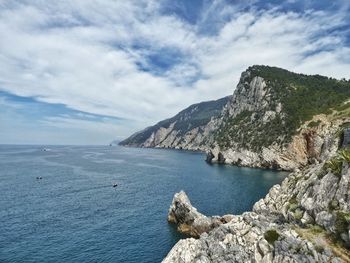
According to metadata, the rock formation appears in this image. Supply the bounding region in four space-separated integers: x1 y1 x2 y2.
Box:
120 65 350 171
168 191 234 237
164 152 350 262
118 65 350 261
119 96 230 151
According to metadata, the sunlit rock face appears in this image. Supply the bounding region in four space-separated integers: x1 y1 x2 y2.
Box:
167 191 234 238
164 155 350 263
121 65 350 172
119 96 230 151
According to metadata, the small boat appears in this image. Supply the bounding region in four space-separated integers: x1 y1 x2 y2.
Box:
36 176 43 180
112 183 118 188
41 148 51 152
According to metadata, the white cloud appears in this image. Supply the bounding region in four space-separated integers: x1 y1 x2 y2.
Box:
0 106 137 145
0 0 349 140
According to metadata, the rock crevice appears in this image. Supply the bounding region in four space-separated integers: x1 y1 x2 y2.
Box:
168 191 233 237
121 66 350 172
164 152 350 262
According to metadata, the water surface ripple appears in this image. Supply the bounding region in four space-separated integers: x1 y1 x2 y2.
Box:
0 145 288 262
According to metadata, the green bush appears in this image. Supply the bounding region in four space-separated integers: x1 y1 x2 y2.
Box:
264 229 280 245
215 65 350 150
339 148 350 163
323 158 343 177
308 120 321 128
294 208 304 220
335 211 350 237
287 196 299 212
321 148 350 177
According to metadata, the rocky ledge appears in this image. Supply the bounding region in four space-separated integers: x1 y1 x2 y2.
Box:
164 150 350 262
168 191 234 237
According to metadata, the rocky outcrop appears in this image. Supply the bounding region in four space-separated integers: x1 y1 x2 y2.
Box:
206 67 350 171
168 191 234 237
119 96 230 151
118 65 350 261
208 114 345 171
225 73 270 116
164 155 350 262
120 66 350 171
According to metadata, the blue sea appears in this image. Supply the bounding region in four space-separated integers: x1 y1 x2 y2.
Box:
0 145 288 262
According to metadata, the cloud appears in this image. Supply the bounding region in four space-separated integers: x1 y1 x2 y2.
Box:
0 0 349 143
0 91 134 144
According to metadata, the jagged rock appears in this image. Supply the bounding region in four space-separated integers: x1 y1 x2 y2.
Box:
168 191 233 237
342 128 350 148
205 151 215 163
163 157 350 262
119 96 230 151
121 66 350 172
117 66 350 262
300 211 314 225
217 152 225 164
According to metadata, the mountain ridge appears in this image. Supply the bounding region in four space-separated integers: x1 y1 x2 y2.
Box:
119 96 231 149
120 65 350 262
120 65 350 171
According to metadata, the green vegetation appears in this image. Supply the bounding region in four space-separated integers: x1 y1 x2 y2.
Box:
317 169 327 179
120 96 230 145
325 211 350 250
308 120 321 128
339 148 350 163
337 124 350 148
121 65 350 150
309 225 324 234
334 211 350 239
287 196 304 221
297 225 350 261
314 245 325 254
328 200 340 212
171 96 230 134
294 208 304 220
264 229 280 245
335 102 350 112
323 158 343 177
321 147 350 177
216 65 350 150
287 196 299 212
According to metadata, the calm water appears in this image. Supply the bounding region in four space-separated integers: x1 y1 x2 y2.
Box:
0 145 288 262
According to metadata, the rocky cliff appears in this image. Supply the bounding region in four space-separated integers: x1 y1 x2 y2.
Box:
164 143 350 262
119 96 230 151
167 191 234 237
120 65 350 171
118 65 350 261
208 66 350 170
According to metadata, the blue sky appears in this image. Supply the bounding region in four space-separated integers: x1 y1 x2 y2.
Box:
0 0 349 144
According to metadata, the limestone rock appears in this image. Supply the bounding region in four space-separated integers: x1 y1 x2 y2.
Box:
121 66 350 172
168 191 233 237
163 158 350 262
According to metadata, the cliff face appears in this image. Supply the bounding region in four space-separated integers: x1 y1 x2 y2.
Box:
164 144 350 262
209 66 350 170
167 191 234 237
120 65 350 171
118 65 350 261
119 96 230 151
208 112 343 171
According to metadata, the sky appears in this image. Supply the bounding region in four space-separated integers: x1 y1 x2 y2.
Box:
0 0 350 145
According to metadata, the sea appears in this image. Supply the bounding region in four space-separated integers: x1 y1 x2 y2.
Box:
0 145 288 262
